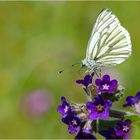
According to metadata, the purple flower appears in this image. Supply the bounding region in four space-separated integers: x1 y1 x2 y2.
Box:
76 73 94 87
86 95 112 120
62 111 81 134
75 129 96 140
21 89 54 118
115 119 131 139
100 127 122 139
95 74 118 93
57 96 71 117
123 91 140 106
123 92 140 114
100 119 131 139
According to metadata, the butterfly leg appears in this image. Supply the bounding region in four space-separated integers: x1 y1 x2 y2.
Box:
94 69 99 78
94 68 102 78
99 68 102 78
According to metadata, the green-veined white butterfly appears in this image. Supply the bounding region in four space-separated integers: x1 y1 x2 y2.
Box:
82 8 132 72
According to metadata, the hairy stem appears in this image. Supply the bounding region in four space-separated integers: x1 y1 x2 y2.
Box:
109 109 127 119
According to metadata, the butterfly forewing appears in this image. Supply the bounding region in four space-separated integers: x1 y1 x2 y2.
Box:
85 8 131 69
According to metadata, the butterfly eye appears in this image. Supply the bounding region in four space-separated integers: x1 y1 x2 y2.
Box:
81 63 86 68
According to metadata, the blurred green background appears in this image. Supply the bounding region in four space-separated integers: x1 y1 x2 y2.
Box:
0 1 140 139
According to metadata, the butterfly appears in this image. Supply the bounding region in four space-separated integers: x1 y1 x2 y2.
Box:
82 8 132 72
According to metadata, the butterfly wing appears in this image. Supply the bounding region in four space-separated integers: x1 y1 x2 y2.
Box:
85 8 131 68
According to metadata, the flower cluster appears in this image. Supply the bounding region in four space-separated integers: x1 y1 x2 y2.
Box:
57 73 139 139
95 74 118 94
86 95 112 120
57 97 81 134
123 91 140 114
100 119 131 139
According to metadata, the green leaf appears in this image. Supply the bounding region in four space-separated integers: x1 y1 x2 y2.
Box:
124 114 140 122
92 119 118 132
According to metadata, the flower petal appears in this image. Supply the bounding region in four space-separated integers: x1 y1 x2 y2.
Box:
89 110 98 120
123 96 137 107
84 75 92 87
68 125 80 134
86 101 94 110
76 79 84 85
94 95 104 105
100 110 109 119
108 80 118 93
62 115 71 125
105 100 112 108
57 105 65 116
72 116 81 127
136 91 140 99
61 96 66 102
103 75 110 83
124 132 130 139
61 96 69 106
76 74 92 87
100 128 122 139
75 130 96 140
116 130 124 137
111 80 118 87
95 79 102 86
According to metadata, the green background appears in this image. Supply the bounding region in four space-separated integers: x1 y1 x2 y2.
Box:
0 1 140 139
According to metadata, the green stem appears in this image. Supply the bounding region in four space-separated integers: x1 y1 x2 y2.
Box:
109 109 139 119
96 118 99 132
109 109 127 119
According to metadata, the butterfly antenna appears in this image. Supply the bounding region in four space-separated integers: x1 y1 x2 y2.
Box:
94 69 100 78
72 62 81 67
58 62 81 74
58 70 64 74
99 68 102 78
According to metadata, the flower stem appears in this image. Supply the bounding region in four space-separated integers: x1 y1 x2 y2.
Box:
109 109 140 119
109 109 127 119
96 118 99 132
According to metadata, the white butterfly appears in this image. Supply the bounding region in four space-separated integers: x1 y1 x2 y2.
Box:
82 8 132 72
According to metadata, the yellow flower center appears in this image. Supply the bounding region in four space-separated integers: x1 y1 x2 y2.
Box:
96 104 104 112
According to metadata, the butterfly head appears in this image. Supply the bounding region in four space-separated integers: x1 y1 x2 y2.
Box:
81 59 86 68
81 59 97 70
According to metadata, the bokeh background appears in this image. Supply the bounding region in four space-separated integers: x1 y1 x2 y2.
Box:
0 1 140 139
